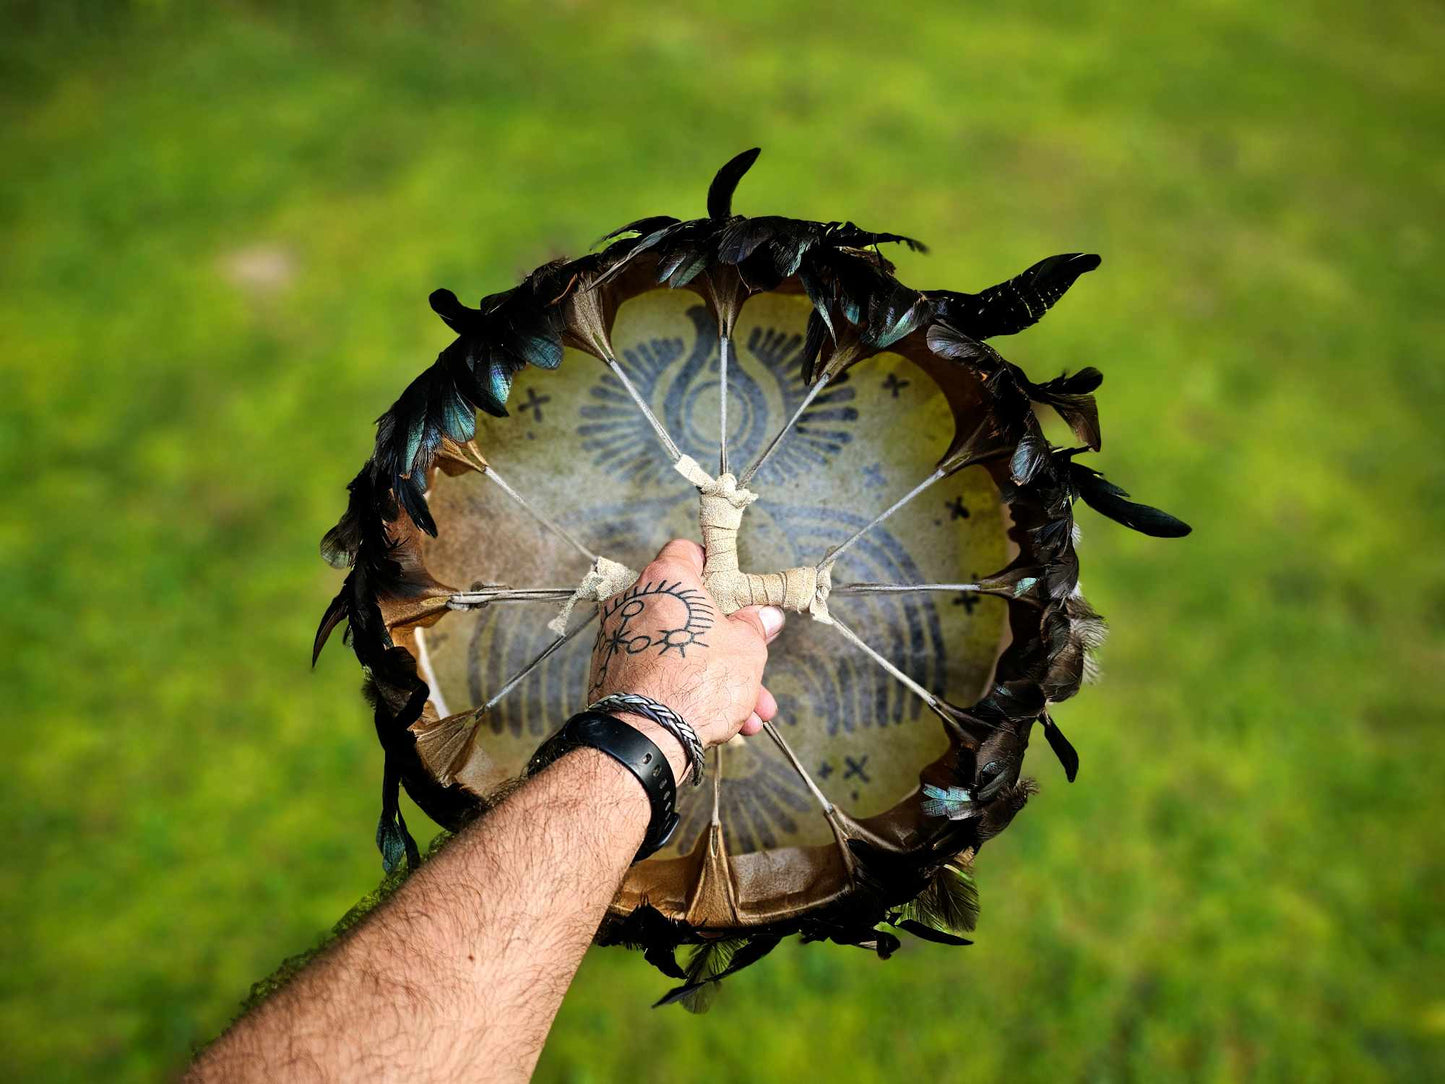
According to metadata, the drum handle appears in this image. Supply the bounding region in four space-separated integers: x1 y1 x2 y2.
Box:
673 455 833 621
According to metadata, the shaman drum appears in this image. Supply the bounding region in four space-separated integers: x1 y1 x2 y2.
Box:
315 150 1189 1002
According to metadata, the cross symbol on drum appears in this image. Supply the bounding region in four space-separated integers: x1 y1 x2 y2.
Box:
881 373 910 398
517 387 551 423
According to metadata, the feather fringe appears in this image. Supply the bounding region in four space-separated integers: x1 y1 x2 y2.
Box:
653 935 783 1012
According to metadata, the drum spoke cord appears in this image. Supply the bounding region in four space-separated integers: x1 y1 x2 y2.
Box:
760 719 859 877
602 354 684 463
479 608 599 714
481 464 598 564
710 746 723 827
759 721 833 815
819 419 997 567
825 467 950 567
828 614 1006 735
718 334 731 475
443 442 643 635
827 614 942 713
738 377 827 487
411 608 601 789
832 582 985 597
448 586 576 609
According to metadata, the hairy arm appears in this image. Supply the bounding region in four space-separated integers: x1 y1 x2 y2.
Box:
190 540 781 1083
190 740 674 1083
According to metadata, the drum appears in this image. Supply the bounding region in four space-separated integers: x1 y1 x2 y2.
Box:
315 150 1189 1006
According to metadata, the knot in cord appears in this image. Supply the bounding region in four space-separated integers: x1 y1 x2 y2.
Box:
547 555 639 636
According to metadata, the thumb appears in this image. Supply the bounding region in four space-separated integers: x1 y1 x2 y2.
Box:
729 605 786 644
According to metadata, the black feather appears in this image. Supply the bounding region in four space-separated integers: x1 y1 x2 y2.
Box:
757 226 818 280
643 943 687 981
716 215 779 265
707 148 762 219
375 785 420 873
927 863 981 932
1069 463 1192 537
811 925 903 960
934 253 1101 340
1041 596 1107 701
800 309 828 385
868 929 902 959
428 288 477 334
1041 713 1080 781
315 459 436 872
373 264 579 537
597 221 677 280
318 464 373 570
925 321 988 364
657 244 709 287
865 283 928 350
1029 366 1104 450
845 838 935 906
797 266 836 342
595 214 714 289
312 591 348 666
597 215 680 245
371 345 482 536
826 250 883 327
1010 431 1050 486
828 221 928 253
925 327 1042 439
975 778 1039 844
653 938 739 1011
365 653 430 871
969 681 1048 730
1030 515 1076 559
1035 366 1103 395
894 919 973 946
313 463 407 663
895 861 980 941
652 934 782 1012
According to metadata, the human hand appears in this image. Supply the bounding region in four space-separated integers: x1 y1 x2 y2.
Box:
586 539 783 771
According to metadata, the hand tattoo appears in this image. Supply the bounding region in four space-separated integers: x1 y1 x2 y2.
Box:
588 580 715 701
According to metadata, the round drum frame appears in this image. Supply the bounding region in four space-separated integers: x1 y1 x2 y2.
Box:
314 150 1189 997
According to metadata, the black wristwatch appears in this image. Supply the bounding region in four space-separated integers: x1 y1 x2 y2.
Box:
527 711 680 862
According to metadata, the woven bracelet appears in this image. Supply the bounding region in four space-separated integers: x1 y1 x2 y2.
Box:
587 693 707 787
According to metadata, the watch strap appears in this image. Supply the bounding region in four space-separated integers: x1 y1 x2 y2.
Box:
527 711 680 862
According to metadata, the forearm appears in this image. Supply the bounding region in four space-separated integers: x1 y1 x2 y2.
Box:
191 726 682 1084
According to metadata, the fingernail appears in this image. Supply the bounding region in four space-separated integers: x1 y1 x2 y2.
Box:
760 606 785 638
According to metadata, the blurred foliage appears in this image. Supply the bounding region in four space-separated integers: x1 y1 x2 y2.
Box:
1 1 1442 1080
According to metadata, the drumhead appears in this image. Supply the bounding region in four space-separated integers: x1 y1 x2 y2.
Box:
413 287 1009 856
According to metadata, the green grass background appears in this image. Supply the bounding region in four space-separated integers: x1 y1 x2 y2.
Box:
2 1 1442 1080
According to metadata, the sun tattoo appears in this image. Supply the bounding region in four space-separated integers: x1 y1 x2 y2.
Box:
588 579 715 700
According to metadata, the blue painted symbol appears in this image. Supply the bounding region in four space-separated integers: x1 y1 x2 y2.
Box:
518 387 551 423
